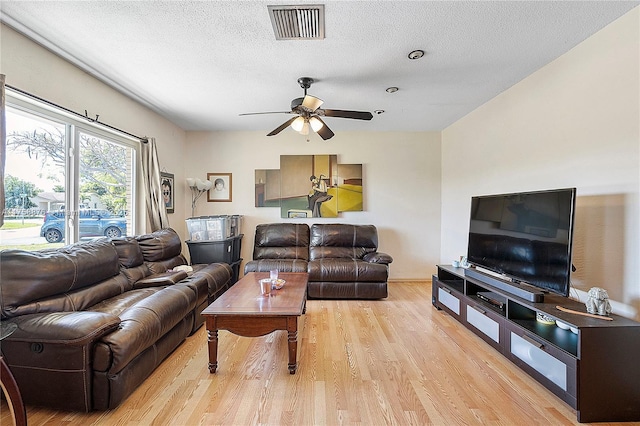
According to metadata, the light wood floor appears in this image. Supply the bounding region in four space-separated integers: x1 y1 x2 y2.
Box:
2 281 637 426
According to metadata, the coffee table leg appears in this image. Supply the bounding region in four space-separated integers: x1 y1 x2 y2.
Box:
206 317 218 373
287 316 298 374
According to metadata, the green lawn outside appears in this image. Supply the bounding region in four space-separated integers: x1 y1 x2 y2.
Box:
1 222 40 230
1 219 52 250
0 243 62 251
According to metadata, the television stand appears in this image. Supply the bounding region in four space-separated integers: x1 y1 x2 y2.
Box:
465 267 544 302
432 264 640 423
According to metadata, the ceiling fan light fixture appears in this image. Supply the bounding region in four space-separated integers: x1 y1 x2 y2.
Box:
291 116 305 131
245 77 372 140
300 121 310 135
302 94 324 111
309 116 324 131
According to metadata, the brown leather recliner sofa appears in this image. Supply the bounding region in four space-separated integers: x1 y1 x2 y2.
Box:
0 228 232 412
244 223 393 299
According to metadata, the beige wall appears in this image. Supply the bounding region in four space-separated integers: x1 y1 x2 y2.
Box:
441 8 639 316
1 23 442 281
1 24 188 234
3 6 637 299
185 130 442 280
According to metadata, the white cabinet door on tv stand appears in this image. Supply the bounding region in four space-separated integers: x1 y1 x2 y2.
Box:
465 301 504 353
504 320 577 408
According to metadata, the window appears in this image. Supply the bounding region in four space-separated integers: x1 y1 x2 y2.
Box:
1 90 139 250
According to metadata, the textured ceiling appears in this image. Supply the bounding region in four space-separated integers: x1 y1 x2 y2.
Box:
1 1 638 134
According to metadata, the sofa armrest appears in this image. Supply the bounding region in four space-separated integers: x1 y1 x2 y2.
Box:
5 311 120 345
134 270 188 288
363 252 393 265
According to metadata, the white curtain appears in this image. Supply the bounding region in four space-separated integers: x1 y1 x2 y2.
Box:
141 137 169 231
0 74 6 228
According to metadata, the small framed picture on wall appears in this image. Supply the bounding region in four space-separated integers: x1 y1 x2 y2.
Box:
160 172 175 213
207 173 232 202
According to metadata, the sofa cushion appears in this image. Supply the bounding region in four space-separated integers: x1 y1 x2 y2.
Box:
307 281 388 299
244 259 309 274
134 271 188 288
146 256 188 274
310 246 372 260
91 285 196 374
121 264 151 285
3 274 132 319
309 224 378 260
136 228 182 262
1 239 120 319
111 237 144 268
5 311 121 346
190 263 233 302
253 223 310 261
92 316 193 410
307 259 389 282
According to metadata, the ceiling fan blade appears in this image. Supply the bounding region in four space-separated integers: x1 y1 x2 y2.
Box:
322 109 373 120
267 117 298 136
239 111 292 116
314 117 334 140
302 95 323 112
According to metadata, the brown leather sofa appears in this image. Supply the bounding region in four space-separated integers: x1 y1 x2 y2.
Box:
0 228 232 412
244 223 393 299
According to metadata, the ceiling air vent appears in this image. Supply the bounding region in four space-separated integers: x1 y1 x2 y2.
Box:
268 4 325 40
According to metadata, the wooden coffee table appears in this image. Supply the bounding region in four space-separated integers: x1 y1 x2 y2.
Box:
202 272 308 374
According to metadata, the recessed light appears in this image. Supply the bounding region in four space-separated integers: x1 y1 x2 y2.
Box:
374 110 385 115
386 87 398 93
408 49 425 60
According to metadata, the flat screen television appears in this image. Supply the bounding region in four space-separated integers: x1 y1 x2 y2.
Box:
466 188 577 297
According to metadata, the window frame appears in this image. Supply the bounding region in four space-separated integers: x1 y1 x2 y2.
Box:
5 88 141 244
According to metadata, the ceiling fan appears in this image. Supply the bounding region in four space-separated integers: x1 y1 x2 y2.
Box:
240 77 373 140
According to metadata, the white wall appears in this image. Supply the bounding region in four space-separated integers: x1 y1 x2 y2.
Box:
441 8 639 315
184 130 442 280
1 24 188 234
1 23 442 280
5 6 637 296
